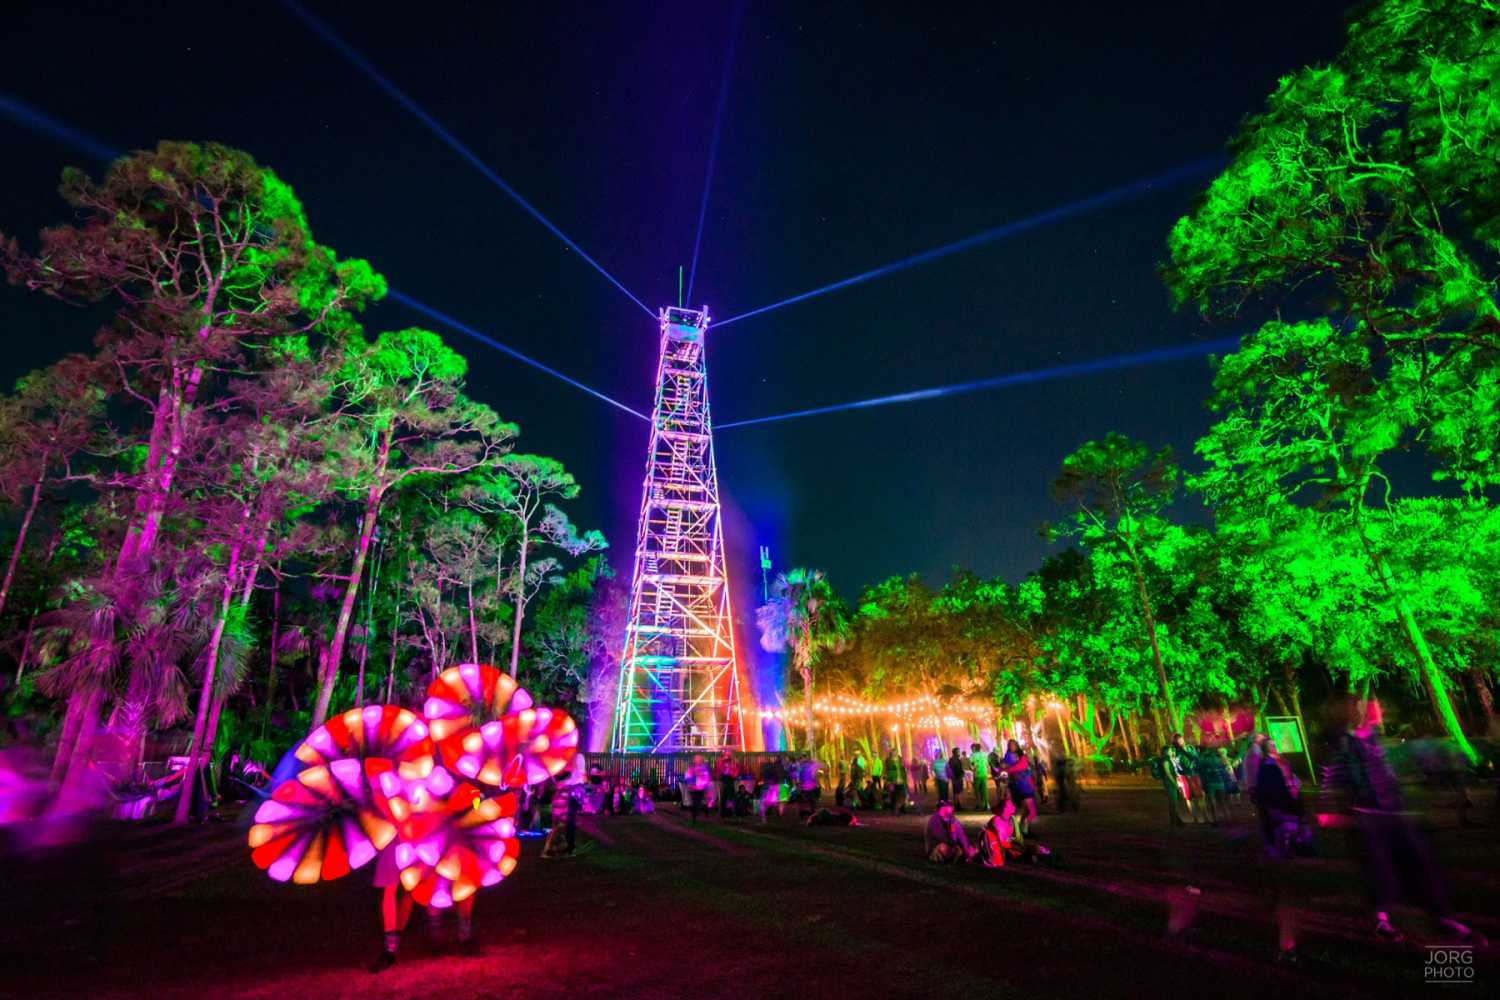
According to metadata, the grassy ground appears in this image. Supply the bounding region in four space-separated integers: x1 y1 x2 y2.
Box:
1 781 1495 999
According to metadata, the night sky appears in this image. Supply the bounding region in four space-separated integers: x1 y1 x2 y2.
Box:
2 1 1351 607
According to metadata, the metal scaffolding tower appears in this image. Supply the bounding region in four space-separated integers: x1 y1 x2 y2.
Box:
613 306 744 752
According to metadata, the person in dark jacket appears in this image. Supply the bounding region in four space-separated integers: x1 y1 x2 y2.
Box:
947 747 966 806
1000 739 1037 833
1324 697 1482 945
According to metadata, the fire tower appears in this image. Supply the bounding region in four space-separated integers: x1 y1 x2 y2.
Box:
613 307 744 752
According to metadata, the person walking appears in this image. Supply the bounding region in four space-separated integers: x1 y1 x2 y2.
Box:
947 747 966 809
1001 739 1038 833
1170 733 1203 824
1324 697 1482 946
970 742 990 812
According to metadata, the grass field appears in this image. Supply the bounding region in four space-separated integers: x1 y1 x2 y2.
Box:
2 782 1496 999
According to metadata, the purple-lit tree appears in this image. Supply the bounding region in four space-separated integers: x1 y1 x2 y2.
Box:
2 142 383 784
0 356 103 620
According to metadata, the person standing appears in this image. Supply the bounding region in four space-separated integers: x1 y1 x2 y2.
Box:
970 743 990 812
884 749 908 814
686 754 711 824
850 750 866 792
947 747 966 809
717 752 739 820
797 755 822 813
932 751 950 804
1170 733 1203 824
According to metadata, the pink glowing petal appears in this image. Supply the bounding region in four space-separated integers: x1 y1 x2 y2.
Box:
430 886 453 909
305 729 336 757
267 854 299 883
481 868 503 886
378 771 404 799
394 842 416 870
416 838 442 866
495 819 515 838
428 768 454 796
459 663 481 698
457 756 480 778
253 799 298 824
510 688 533 712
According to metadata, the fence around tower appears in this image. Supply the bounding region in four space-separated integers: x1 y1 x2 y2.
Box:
578 751 797 789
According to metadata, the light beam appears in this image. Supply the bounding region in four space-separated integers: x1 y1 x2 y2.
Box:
716 336 1240 429
0 93 119 162
281 0 655 319
686 0 745 304
715 156 1226 329
0 97 646 422
388 290 649 421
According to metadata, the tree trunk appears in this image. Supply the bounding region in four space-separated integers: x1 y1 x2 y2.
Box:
174 539 242 825
355 630 369 708
262 569 281 739
1471 667 1495 736
1125 543 1178 733
0 459 47 620
316 475 384 727
800 660 817 754
467 581 479 664
507 528 530 678
385 606 400 704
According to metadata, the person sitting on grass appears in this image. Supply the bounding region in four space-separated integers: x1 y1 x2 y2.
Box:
981 799 1052 868
924 800 976 863
807 807 861 827
857 778 879 811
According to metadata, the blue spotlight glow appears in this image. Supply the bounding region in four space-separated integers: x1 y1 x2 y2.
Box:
0 93 119 162
686 0 745 304
716 336 1240 430
388 289 649 421
281 0 654 320
715 156 1226 329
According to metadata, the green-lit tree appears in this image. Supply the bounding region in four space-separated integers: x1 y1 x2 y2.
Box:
1165 0 1500 758
313 328 515 725
1048 433 1185 731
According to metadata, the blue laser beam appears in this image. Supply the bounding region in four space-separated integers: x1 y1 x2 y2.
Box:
716 336 1241 430
0 93 120 162
281 0 654 320
686 0 745 304
714 155 1226 329
0 97 645 422
388 289 649 421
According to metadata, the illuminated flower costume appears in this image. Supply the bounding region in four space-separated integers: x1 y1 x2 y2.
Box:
249 665 576 908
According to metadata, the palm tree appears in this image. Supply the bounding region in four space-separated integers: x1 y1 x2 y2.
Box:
756 568 848 754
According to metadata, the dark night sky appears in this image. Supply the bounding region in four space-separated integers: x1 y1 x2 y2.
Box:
2 1 1351 604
